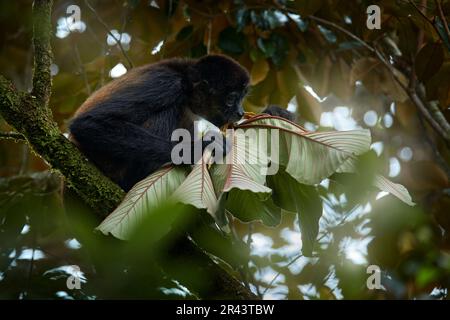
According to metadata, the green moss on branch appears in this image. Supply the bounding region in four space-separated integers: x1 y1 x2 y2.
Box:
0 76 124 216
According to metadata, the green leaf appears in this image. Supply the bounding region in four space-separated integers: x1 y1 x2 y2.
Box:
96 166 187 240
218 27 245 55
434 17 450 52
225 189 282 227
176 25 194 41
257 33 289 67
209 129 271 197
237 115 371 185
267 170 322 256
415 42 444 82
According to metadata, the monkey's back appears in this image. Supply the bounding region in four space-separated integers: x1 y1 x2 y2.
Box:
73 58 195 117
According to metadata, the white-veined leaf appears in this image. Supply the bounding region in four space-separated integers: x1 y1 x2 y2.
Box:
96 166 187 240
374 175 415 206
237 115 413 206
237 115 371 185
172 151 218 218
210 129 272 197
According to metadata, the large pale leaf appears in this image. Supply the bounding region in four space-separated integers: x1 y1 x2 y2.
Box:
172 152 218 218
210 128 272 197
97 166 187 240
374 175 415 206
237 115 371 184
237 115 413 206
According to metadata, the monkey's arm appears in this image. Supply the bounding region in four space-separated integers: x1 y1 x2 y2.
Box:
262 105 296 122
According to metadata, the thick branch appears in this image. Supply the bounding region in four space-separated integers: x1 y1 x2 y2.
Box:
0 76 125 215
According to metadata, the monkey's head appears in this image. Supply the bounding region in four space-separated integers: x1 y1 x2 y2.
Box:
190 55 249 127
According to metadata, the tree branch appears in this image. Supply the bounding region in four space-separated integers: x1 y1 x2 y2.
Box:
408 0 450 49
308 14 450 144
0 76 125 215
0 131 25 142
435 0 450 47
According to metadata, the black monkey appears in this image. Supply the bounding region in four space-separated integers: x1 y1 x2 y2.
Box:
69 55 292 191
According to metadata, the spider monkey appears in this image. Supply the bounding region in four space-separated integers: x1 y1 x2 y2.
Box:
69 55 293 191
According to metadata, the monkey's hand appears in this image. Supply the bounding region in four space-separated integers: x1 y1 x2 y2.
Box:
262 105 296 122
201 130 231 163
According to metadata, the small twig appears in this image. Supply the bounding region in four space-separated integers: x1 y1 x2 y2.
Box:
72 41 91 95
262 253 303 296
411 91 448 136
308 15 376 53
408 0 448 45
0 131 25 141
308 14 450 144
188 5 220 18
416 0 428 51
31 0 53 109
416 84 450 138
435 0 450 42
84 0 134 69
417 115 450 179
409 0 433 23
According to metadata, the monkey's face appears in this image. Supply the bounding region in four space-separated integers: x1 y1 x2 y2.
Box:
192 82 248 127
209 86 248 127
192 54 250 127
221 87 248 122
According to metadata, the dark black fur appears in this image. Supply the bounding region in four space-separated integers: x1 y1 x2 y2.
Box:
69 55 293 191
263 105 296 122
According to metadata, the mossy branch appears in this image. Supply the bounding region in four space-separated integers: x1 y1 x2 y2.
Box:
0 0 256 300
0 75 125 215
0 131 25 142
